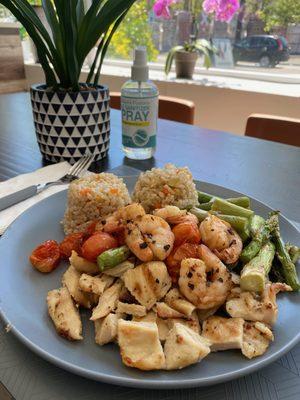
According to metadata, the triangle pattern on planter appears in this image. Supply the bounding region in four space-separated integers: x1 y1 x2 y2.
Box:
31 86 111 163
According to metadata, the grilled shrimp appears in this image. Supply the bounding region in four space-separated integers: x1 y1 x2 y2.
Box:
179 253 232 309
153 205 198 225
126 214 174 262
199 214 242 264
154 206 200 247
96 203 146 234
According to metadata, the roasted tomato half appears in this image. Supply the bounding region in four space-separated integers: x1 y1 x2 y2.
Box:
29 240 61 273
172 222 201 247
166 243 200 283
81 232 118 262
59 232 84 259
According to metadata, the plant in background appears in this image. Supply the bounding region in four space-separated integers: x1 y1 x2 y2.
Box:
0 0 136 91
164 39 216 74
108 0 158 61
153 0 240 76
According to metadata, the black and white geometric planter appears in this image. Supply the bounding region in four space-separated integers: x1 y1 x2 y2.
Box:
30 84 110 164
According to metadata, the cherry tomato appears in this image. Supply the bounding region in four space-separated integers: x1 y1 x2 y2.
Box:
29 240 61 273
81 232 118 262
172 222 201 247
166 243 200 283
59 232 84 259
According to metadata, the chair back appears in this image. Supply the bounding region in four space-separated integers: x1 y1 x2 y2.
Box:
109 92 195 125
245 114 300 147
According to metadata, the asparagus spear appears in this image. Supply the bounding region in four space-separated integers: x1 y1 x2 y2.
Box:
97 245 130 272
285 243 300 264
190 208 249 240
270 212 300 290
211 198 254 219
240 241 275 292
240 215 277 264
249 215 265 237
226 197 250 208
197 191 250 209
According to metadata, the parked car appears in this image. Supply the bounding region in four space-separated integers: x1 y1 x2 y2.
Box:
233 35 290 67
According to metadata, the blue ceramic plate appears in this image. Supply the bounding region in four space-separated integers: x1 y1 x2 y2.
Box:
0 177 299 389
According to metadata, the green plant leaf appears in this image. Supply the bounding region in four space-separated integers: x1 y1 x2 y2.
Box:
93 10 128 85
165 45 183 76
77 0 135 66
194 44 212 69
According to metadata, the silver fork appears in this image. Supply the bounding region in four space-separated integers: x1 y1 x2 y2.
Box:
0 155 94 212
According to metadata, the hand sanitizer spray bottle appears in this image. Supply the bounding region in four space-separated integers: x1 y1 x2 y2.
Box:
121 47 158 160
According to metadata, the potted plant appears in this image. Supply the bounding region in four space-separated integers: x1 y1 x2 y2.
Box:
165 39 216 79
153 0 240 79
1 0 135 163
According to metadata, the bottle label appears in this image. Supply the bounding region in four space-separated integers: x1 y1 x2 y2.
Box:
121 95 158 148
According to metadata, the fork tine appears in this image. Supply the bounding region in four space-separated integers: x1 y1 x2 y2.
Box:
68 156 88 176
72 155 94 177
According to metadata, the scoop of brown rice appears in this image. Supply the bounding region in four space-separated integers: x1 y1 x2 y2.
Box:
132 163 198 213
63 173 131 234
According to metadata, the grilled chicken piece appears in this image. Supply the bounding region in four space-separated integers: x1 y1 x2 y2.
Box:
123 261 172 309
103 261 135 278
47 287 82 341
226 282 292 325
156 302 184 319
116 301 146 317
168 310 201 334
133 311 169 342
242 321 274 359
118 320 165 370
202 316 244 351
90 281 123 321
79 274 114 296
94 313 124 345
62 265 94 308
164 288 195 317
69 250 99 274
164 323 210 370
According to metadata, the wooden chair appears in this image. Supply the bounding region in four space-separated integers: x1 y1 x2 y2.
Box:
245 113 300 147
109 92 195 125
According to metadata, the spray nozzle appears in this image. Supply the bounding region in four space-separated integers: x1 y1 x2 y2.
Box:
131 47 149 82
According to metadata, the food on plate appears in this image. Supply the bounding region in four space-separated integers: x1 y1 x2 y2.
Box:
202 316 244 351
132 164 198 213
179 253 232 309
240 241 275 292
63 173 131 234
94 313 123 346
30 239 61 273
118 320 165 370
69 250 99 274
226 282 292 325
164 323 210 370
81 232 118 262
47 287 82 341
241 321 274 359
90 280 123 320
62 265 95 308
199 214 242 264
97 245 130 271
123 261 172 309
78 273 114 296
29 165 299 372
